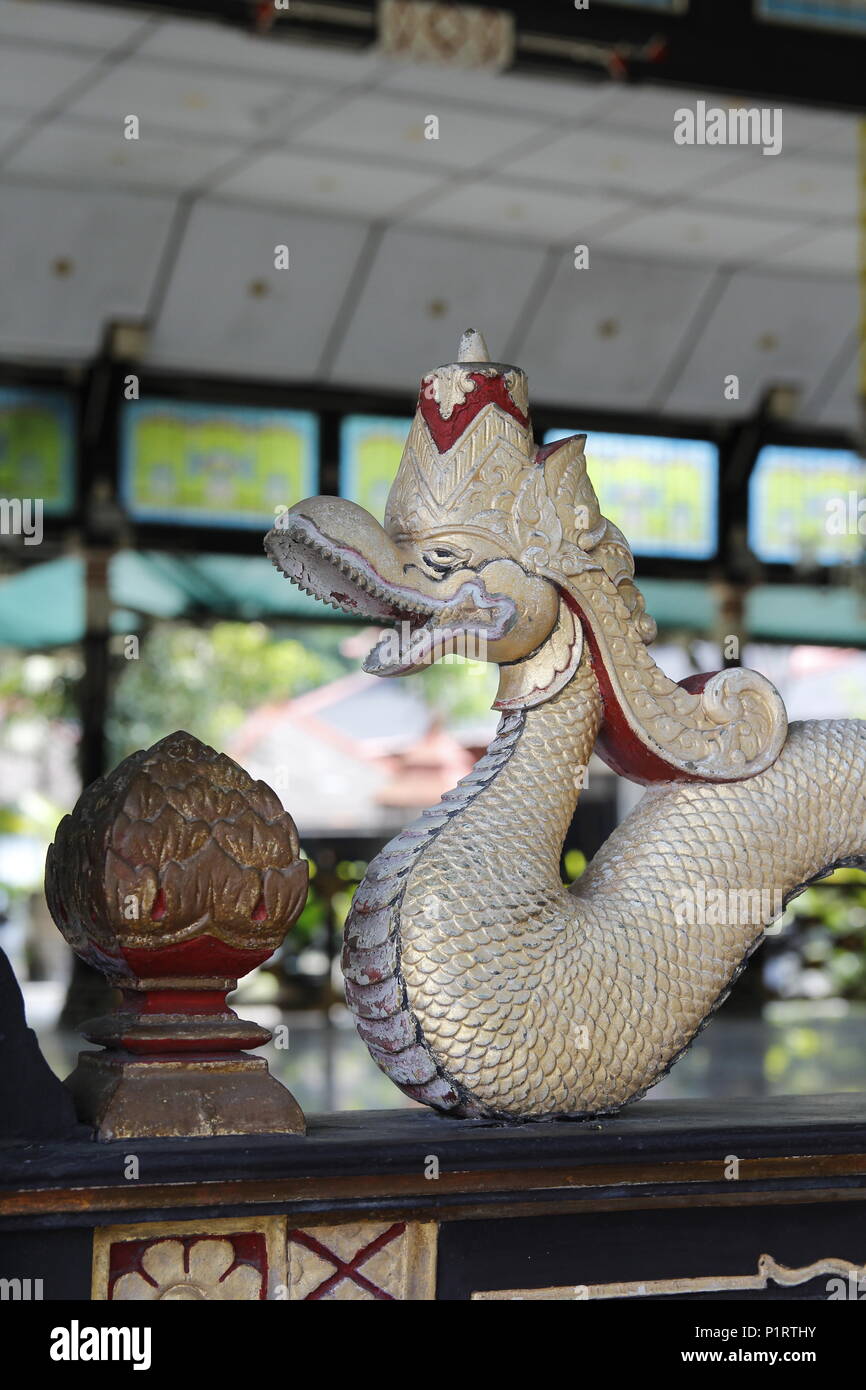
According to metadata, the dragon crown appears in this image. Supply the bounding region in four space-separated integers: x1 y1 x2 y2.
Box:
385 329 656 643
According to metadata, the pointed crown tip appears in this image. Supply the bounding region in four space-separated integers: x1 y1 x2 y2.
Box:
457 329 490 363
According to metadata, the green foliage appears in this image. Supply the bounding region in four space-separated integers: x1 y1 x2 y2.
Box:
563 848 587 883
779 868 866 1000
108 620 350 762
0 652 79 885
0 650 80 723
413 657 498 727
109 620 501 762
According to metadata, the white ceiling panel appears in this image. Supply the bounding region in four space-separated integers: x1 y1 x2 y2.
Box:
378 57 621 122
791 114 861 163
749 223 858 276
66 57 293 141
0 15 857 435
598 85 737 138
810 342 860 430
0 183 176 357
705 153 858 220
138 19 387 85
3 121 244 193
0 112 25 151
214 148 441 218
330 226 546 391
600 202 799 264
597 85 852 156
407 180 637 244
514 252 716 410
147 201 368 378
500 127 755 200
294 93 550 171
664 270 856 418
0 0 149 49
0 42 101 115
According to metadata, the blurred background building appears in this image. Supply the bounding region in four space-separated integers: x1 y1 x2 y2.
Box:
1 0 865 1111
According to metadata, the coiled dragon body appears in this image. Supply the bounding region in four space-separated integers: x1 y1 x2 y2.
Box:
267 331 866 1120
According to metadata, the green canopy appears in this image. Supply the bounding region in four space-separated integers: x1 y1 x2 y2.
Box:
0 551 328 649
0 555 863 651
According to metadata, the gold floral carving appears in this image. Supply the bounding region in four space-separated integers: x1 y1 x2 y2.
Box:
422 365 478 419
420 362 528 422
94 1218 437 1301
46 730 307 960
495 598 583 711
113 1239 262 1301
92 1217 287 1301
385 402 534 542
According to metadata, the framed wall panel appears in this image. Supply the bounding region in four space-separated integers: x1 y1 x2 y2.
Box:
120 398 318 530
339 414 413 524
0 387 76 516
545 429 719 560
756 0 866 36
748 444 866 566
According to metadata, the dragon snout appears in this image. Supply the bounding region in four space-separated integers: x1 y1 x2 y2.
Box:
266 496 560 675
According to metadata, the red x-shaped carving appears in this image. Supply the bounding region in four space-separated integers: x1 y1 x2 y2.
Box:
289 1223 406 1300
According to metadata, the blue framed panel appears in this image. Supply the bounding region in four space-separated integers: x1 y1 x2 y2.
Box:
756 0 866 35
339 414 413 524
0 387 76 516
120 399 319 530
748 444 866 565
544 429 719 560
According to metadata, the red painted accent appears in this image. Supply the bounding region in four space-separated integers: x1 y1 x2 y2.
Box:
678 670 719 695
534 434 584 466
122 934 273 979
116 1049 265 1062
112 988 266 1053
251 896 268 922
150 888 166 920
289 1223 405 1301
609 51 629 79
107 1231 267 1300
117 1035 265 1055
418 371 528 452
123 989 229 1016
564 591 705 786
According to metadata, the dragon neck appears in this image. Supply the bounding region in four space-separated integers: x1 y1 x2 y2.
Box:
414 651 602 900
345 638 866 1119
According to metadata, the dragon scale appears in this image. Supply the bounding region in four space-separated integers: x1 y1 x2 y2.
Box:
345 651 866 1119
268 330 866 1121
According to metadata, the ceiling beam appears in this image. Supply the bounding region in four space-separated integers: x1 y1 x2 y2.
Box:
78 0 866 114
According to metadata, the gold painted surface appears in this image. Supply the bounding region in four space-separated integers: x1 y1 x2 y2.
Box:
44 731 308 1139
286 1221 437 1300
92 1216 287 1301
45 730 307 959
472 1254 866 1300
266 332 866 1121
66 1053 305 1140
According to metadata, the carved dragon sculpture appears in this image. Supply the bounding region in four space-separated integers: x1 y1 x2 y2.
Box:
266 331 866 1121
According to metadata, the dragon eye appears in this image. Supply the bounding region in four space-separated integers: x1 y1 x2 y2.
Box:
422 548 458 573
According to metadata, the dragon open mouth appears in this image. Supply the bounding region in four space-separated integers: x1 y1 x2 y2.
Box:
266 506 518 677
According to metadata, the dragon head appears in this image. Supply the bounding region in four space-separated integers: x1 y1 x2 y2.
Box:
267 330 652 710
266 330 787 782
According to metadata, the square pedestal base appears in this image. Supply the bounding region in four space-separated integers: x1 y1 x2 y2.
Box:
65 1051 306 1141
